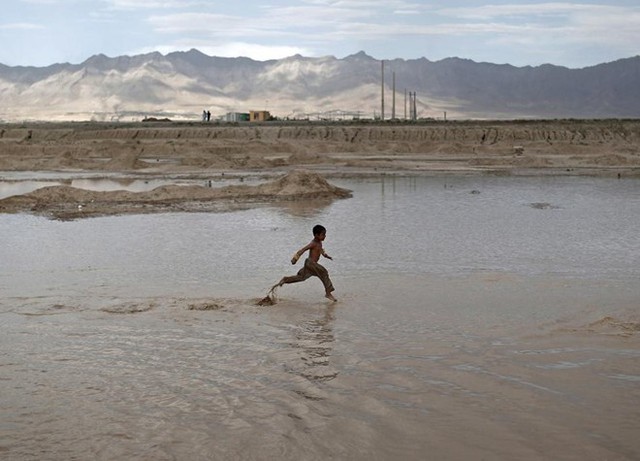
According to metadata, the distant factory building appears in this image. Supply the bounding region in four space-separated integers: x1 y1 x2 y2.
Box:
224 112 249 122
250 110 271 122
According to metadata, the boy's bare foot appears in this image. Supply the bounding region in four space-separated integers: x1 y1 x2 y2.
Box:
325 293 337 302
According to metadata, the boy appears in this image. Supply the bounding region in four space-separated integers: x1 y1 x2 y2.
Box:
273 224 337 302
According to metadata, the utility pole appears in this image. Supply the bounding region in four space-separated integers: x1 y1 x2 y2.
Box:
413 92 418 120
392 71 396 120
409 92 418 121
381 60 385 121
404 88 407 120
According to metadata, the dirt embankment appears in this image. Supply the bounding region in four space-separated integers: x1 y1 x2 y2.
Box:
0 170 352 220
1 120 639 173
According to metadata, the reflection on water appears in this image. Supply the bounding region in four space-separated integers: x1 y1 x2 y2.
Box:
0 179 60 198
0 175 267 199
287 305 338 386
0 177 174 199
1 175 639 459
69 178 174 192
275 197 337 217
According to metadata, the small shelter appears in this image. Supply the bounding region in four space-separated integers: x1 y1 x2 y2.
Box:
249 110 271 122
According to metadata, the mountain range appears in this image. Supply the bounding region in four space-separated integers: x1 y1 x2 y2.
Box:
1 49 639 122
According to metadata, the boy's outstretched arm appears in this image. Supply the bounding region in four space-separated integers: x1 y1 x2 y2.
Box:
322 249 333 260
291 243 313 264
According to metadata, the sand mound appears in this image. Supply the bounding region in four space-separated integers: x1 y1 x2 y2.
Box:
0 170 352 219
253 170 352 198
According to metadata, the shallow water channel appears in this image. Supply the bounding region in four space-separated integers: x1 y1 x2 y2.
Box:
0 174 259 199
1 175 639 459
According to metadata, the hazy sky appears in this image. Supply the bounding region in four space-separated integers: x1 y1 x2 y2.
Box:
1 0 639 68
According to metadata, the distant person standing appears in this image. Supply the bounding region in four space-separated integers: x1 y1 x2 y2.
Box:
202 110 207 122
207 110 211 122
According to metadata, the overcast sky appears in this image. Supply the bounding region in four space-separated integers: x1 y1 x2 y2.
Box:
1 0 639 68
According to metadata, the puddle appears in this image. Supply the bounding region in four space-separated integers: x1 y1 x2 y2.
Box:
0 180 62 199
139 157 182 164
0 178 178 199
0 175 269 199
68 178 175 193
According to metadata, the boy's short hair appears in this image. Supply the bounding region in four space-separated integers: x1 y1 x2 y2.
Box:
313 224 326 235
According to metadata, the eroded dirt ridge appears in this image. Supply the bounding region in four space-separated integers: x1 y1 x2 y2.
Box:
1 121 639 172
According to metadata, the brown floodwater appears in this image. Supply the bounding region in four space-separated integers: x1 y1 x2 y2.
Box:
1 175 639 459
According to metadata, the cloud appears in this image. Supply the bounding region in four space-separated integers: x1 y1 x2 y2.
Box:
132 41 311 61
140 1 640 66
143 2 640 47
428 2 640 65
265 4 375 24
393 9 421 15
427 3 640 49
8 0 639 68
438 2 596 19
196 42 311 60
148 13 267 38
104 0 203 10
146 1 432 39
437 2 640 33
19 0 64 4
0 22 45 30
146 3 393 42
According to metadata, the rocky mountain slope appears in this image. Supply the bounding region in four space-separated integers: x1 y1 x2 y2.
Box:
1 50 639 122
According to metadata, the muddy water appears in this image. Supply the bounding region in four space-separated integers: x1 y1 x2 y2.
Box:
0 175 259 200
1 176 639 460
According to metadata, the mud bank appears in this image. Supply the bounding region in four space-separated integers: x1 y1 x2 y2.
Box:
0 170 352 220
1 120 639 174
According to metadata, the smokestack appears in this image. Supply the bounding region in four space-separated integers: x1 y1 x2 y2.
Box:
404 88 407 120
392 71 396 120
410 92 413 120
381 60 385 121
408 92 417 121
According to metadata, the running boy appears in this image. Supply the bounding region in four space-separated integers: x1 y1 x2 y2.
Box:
272 224 337 302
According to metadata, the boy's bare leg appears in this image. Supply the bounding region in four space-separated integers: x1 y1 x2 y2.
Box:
325 292 337 302
271 278 285 291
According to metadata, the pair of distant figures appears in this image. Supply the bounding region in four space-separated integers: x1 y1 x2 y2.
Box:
202 110 211 122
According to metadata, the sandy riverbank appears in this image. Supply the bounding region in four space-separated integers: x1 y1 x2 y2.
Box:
1 120 639 219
